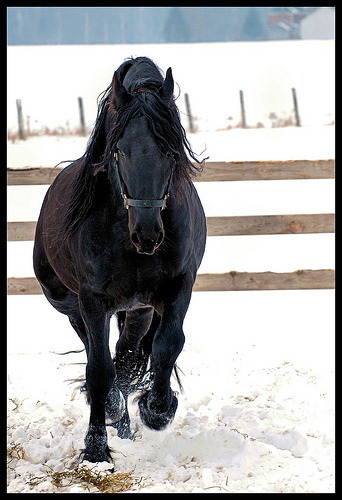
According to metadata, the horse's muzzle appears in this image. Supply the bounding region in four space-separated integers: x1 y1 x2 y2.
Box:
128 206 165 255
131 229 164 255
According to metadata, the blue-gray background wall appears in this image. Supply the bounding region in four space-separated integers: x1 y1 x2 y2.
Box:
8 7 333 45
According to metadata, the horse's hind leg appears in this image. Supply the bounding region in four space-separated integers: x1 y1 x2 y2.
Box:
113 307 159 439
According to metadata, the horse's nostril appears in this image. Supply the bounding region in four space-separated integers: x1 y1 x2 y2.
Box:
131 232 140 247
156 230 164 248
131 226 164 254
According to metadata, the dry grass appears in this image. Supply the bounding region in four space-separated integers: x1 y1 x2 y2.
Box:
7 442 27 462
44 465 143 493
7 126 88 142
12 460 144 493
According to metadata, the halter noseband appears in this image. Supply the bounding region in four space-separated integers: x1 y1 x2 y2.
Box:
113 151 173 210
133 87 156 94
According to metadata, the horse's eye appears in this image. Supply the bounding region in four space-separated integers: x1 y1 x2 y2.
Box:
118 149 126 158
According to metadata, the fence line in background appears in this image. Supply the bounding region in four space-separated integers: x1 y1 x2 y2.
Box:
7 160 335 185
7 214 335 241
7 159 335 294
7 270 335 295
14 88 305 139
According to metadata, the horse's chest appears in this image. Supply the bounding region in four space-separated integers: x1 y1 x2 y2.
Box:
87 247 167 300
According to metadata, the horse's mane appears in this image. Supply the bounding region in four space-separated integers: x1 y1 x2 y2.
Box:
64 57 205 235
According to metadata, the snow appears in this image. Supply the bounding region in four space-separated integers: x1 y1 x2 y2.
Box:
7 40 334 132
7 292 335 493
7 40 334 493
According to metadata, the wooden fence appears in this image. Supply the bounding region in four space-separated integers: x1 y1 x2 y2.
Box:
7 159 335 294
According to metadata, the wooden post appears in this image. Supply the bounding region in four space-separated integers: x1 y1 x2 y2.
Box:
78 96 86 135
291 88 301 127
184 93 195 133
16 99 25 140
239 90 246 128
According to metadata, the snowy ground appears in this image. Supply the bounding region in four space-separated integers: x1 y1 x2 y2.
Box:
7 290 335 493
7 288 335 493
7 40 334 493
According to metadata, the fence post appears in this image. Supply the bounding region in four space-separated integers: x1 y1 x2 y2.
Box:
239 90 246 128
291 88 301 127
184 93 195 133
16 99 25 140
78 97 86 135
26 115 30 135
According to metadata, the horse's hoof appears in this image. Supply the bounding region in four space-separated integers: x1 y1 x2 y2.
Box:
83 424 112 463
105 387 126 424
111 411 134 440
138 391 178 430
82 445 112 464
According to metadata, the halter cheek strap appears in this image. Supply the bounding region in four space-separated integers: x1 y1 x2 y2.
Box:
113 151 173 210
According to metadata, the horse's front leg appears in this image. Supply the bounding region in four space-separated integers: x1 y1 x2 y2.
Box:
78 285 115 462
138 275 192 430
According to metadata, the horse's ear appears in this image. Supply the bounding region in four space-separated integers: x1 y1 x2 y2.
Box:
160 67 174 105
111 71 131 110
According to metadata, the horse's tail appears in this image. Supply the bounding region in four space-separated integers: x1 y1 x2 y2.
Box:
173 363 184 394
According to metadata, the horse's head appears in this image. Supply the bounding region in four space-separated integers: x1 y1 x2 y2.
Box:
112 68 175 255
63 58 203 240
115 116 175 255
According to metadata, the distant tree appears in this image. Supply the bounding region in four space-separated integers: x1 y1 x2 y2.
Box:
163 7 191 43
243 7 265 41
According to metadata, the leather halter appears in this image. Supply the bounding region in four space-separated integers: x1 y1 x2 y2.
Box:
113 151 173 210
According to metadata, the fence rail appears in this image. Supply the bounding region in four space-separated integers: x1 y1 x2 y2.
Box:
193 269 334 292
7 213 335 241
7 159 335 294
196 159 334 182
7 159 335 185
7 270 335 295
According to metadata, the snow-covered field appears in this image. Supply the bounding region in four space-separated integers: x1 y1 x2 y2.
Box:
7 39 334 133
7 40 334 493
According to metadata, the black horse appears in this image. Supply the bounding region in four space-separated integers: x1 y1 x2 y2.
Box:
33 57 206 463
